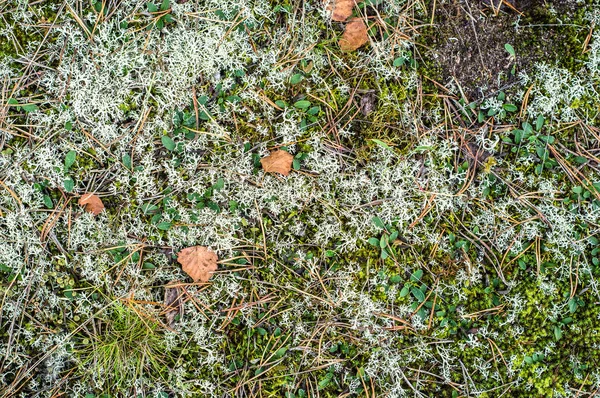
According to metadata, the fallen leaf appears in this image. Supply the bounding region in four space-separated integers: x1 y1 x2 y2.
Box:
359 91 377 115
327 0 363 22
177 246 218 283
78 193 105 215
163 281 184 328
260 150 294 176
339 18 369 52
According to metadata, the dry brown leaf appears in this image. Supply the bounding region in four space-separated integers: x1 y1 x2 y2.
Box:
327 0 363 22
163 281 184 328
177 246 218 283
339 18 369 52
260 150 294 176
78 193 105 215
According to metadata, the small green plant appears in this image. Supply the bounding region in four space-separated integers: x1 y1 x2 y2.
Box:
146 0 174 30
368 216 399 260
505 43 516 75
73 301 170 392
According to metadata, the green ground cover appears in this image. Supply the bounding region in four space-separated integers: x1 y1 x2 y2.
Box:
2 0 600 396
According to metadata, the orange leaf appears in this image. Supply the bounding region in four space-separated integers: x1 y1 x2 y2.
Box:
78 193 105 215
177 246 218 283
326 0 363 22
260 150 294 176
339 18 369 52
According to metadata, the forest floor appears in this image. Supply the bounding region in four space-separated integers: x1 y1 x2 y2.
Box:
2 0 600 397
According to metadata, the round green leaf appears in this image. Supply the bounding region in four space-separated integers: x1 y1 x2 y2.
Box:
293 100 311 110
161 136 176 151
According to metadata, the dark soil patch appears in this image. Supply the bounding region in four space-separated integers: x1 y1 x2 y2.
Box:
418 0 593 101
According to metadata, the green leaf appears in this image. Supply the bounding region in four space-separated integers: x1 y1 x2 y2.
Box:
122 153 132 170
554 326 562 341
411 286 425 302
539 135 555 144
160 0 170 11
371 216 385 229
64 150 77 171
213 177 225 190
161 135 176 151
504 43 515 57
367 237 380 247
503 103 518 112
290 73 304 85
478 111 485 123
142 262 155 270
275 100 288 109
513 129 523 144
410 269 423 282
274 347 288 358
370 138 392 150
141 203 159 214
379 234 388 249
380 248 388 259
307 106 321 116
400 285 410 297
147 2 158 12
393 57 405 67
568 298 578 313
536 146 549 161
536 115 545 131
389 275 401 284
156 222 172 230
226 95 241 103
318 374 332 390
293 100 311 109
43 195 53 209
64 288 74 299
22 104 38 112
63 177 74 192
7 98 18 105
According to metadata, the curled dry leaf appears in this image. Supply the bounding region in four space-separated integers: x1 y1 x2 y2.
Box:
177 246 218 283
339 18 369 52
78 193 105 215
359 91 377 116
260 150 294 176
326 0 363 22
163 281 184 328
